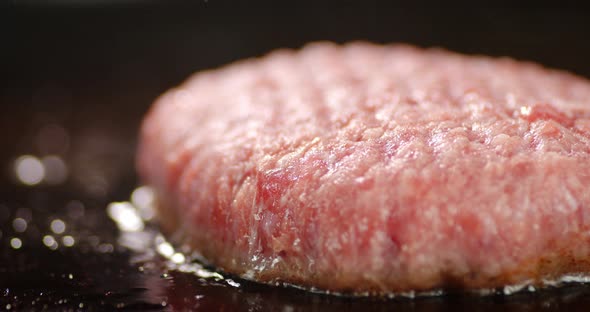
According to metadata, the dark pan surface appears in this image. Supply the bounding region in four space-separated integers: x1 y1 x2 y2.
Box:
2 3 590 311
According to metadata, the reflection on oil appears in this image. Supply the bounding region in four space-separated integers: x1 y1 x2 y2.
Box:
9 238 22 250
13 154 68 187
107 187 230 282
42 235 58 250
62 235 75 247
14 155 45 186
50 219 66 234
107 202 144 232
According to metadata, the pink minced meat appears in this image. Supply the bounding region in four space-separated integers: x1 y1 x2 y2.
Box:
137 42 590 294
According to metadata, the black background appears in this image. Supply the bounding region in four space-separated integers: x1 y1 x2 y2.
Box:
3 3 590 110
2 2 590 311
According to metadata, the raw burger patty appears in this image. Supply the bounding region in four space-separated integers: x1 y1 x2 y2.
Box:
137 42 590 294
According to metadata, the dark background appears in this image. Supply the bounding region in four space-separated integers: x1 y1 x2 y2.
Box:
2 2 590 311
3 3 590 111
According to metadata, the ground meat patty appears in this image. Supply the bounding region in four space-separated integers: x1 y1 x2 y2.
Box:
137 42 590 294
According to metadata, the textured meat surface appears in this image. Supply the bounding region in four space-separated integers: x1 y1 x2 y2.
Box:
137 42 590 294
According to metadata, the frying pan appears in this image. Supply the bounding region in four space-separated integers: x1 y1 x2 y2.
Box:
2 2 590 310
